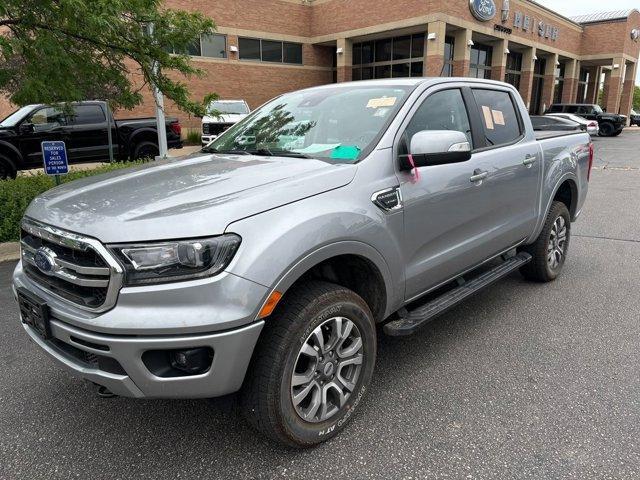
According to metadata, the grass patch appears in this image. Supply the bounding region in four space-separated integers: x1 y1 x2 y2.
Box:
0 161 145 243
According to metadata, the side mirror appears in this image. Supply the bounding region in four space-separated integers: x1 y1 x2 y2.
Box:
399 130 471 170
20 123 34 134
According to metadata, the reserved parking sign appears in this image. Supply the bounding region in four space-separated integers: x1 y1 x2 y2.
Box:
41 141 69 176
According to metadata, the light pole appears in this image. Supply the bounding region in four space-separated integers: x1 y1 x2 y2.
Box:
147 22 169 159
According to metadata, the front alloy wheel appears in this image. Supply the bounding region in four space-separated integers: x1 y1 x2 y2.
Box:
291 317 363 423
241 281 376 447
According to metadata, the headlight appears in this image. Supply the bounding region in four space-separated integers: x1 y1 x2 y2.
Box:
110 234 241 286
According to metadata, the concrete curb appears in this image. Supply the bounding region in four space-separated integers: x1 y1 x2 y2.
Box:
0 242 20 263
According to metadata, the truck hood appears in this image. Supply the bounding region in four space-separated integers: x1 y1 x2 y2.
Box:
202 114 247 124
25 153 357 243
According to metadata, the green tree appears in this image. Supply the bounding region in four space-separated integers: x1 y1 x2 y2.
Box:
0 0 217 116
633 85 640 111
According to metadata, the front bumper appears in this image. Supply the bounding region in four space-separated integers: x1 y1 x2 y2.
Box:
13 261 269 398
201 135 218 146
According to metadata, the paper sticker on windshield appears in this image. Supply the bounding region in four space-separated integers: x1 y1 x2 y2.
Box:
492 109 505 126
331 145 361 161
367 97 397 109
481 106 494 130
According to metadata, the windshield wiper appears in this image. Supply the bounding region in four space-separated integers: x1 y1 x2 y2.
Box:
203 148 251 155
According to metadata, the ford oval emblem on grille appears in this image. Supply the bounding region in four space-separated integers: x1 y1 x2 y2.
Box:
34 247 58 276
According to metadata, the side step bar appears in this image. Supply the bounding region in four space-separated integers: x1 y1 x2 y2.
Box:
384 252 532 337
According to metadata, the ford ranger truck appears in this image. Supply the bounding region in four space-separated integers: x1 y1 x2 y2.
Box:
13 78 592 447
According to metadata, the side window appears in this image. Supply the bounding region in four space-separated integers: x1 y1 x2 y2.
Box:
404 89 472 149
547 105 562 113
565 105 579 114
69 105 106 125
27 107 66 131
472 89 521 147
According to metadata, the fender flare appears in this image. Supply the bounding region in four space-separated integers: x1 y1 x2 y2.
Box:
266 240 398 320
129 128 159 150
531 172 578 241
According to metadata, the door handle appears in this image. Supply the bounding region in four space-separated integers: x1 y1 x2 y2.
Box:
523 154 537 166
469 170 488 183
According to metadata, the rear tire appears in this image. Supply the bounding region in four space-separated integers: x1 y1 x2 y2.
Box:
133 141 159 160
520 201 571 282
598 122 614 136
241 280 376 448
611 129 623 137
0 155 16 180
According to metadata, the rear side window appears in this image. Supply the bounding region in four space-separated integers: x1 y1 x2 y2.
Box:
69 105 106 125
547 104 563 113
472 89 522 147
565 105 579 114
404 89 473 148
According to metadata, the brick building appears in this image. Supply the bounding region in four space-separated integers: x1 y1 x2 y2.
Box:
2 1 640 128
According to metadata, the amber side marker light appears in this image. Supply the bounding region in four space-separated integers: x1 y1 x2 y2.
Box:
258 291 283 319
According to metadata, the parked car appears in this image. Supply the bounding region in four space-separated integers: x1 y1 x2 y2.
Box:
545 103 626 136
630 109 640 127
0 101 183 179
545 113 599 136
13 78 592 447
201 99 250 146
531 115 581 132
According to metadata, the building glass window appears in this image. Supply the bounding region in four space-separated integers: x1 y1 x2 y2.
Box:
352 34 425 80
576 68 589 103
554 62 566 104
201 34 227 58
530 58 546 114
239 37 303 64
442 36 454 76
505 52 522 90
469 44 492 79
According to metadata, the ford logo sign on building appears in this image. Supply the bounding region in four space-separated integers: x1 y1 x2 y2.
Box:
469 0 497 22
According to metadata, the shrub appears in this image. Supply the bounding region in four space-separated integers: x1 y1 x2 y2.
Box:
185 128 201 145
0 161 144 243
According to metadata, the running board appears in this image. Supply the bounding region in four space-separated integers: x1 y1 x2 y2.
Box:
384 252 532 337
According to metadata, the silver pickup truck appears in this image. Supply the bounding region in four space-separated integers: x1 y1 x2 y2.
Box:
13 78 592 447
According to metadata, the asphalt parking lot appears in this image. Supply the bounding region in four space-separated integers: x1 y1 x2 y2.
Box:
1 130 640 479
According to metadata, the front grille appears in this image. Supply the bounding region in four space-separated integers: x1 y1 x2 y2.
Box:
20 218 123 312
203 122 233 135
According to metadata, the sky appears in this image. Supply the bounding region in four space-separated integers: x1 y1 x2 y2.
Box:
535 0 640 84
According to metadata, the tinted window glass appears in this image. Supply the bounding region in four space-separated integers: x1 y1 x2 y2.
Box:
410 62 423 77
70 105 105 125
29 107 67 129
565 105 578 113
283 42 302 64
375 39 391 62
239 38 261 60
472 89 521 146
261 40 282 62
201 34 227 58
392 63 410 78
393 36 411 60
411 34 425 58
405 89 472 147
547 104 563 113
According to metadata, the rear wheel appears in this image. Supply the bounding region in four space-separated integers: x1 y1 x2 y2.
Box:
241 281 376 447
611 129 623 137
0 155 16 180
520 201 571 282
133 141 159 160
598 122 614 136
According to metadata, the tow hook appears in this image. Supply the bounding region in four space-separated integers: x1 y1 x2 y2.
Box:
96 385 116 398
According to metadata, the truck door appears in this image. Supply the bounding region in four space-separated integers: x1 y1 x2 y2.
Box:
65 104 110 162
18 106 68 167
397 85 539 300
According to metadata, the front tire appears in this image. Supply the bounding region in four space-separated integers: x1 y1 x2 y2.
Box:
598 122 614 136
241 281 376 447
520 201 571 282
0 154 16 180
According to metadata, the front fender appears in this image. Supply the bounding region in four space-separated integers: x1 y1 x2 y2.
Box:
0 140 23 168
224 189 405 319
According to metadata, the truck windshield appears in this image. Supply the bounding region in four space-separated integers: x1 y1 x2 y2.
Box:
203 85 412 163
593 105 603 115
207 101 250 115
0 106 34 127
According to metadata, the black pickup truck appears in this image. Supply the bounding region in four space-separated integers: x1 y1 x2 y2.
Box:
545 103 626 136
0 101 183 179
